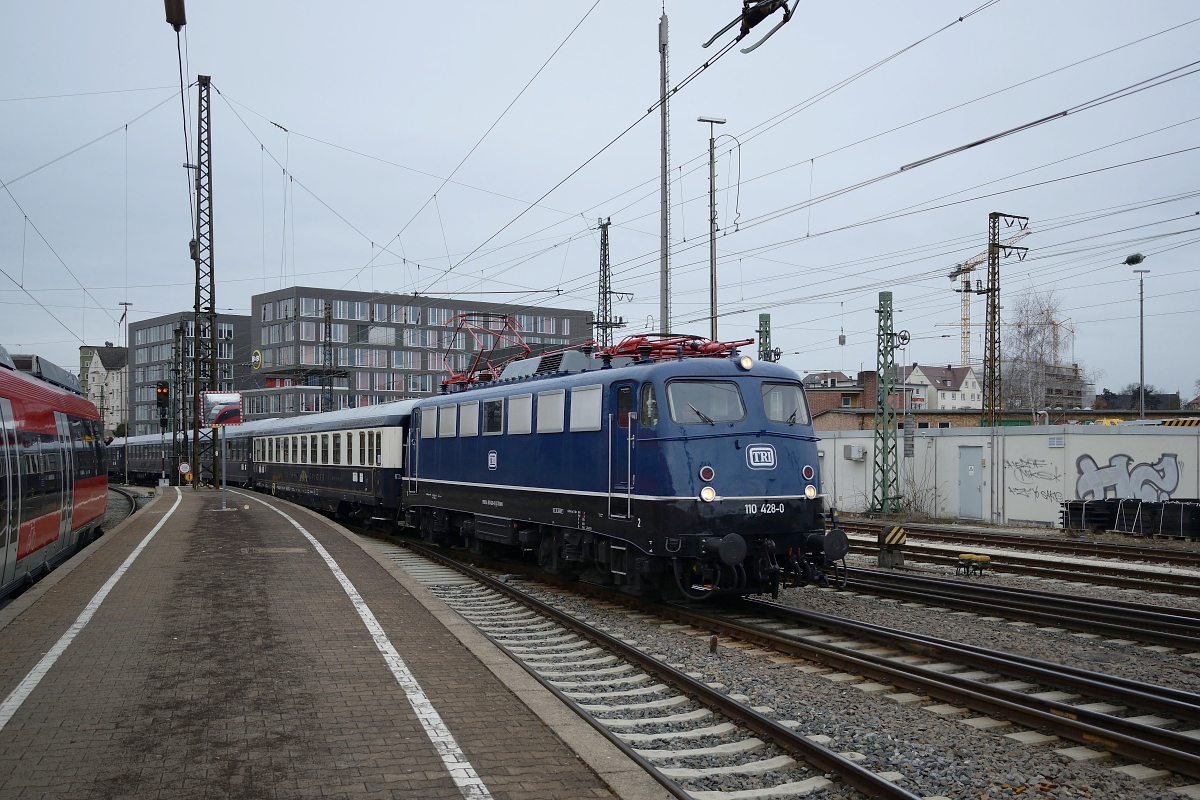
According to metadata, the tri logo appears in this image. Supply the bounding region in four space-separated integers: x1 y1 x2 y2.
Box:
746 443 777 470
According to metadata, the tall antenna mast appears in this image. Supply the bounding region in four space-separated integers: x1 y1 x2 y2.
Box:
658 13 672 334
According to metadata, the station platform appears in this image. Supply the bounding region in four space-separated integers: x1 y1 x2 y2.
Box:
0 488 671 800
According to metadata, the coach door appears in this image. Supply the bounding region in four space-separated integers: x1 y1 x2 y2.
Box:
54 412 75 545
608 383 637 520
0 399 18 585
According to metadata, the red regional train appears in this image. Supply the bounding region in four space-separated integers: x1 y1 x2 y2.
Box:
0 345 108 597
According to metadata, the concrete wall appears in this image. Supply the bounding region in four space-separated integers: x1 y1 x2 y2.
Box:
817 426 1200 527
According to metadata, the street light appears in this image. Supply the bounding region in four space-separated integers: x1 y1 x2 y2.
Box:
1126 253 1148 418
698 116 726 341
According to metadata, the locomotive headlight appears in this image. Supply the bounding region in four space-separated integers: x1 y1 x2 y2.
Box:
700 486 717 502
738 355 754 371
804 484 817 500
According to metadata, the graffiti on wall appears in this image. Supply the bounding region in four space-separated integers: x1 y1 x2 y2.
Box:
1005 458 1065 503
1075 453 1180 501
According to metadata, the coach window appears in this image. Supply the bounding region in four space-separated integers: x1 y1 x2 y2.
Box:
310 435 317 463
482 398 503 435
568 385 603 432
292 436 299 463
439 404 457 438
374 430 382 466
301 436 308 464
367 431 374 465
536 390 564 434
333 433 341 464
321 434 329 464
359 431 366 464
419 408 437 439
459 400 479 437
640 383 659 427
283 437 290 463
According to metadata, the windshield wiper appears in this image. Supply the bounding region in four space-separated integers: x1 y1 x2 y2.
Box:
786 409 798 426
688 403 716 425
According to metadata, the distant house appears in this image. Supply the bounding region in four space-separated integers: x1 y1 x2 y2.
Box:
82 344 128 437
896 364 982 411
803 371 865 412
1186 395 1200 411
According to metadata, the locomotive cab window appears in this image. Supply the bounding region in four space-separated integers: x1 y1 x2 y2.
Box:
666 381 746 425
639 383 659 427
762 382 810 426
482 399 503 435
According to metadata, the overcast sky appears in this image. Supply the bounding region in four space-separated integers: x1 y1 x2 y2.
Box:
3 1 1198 398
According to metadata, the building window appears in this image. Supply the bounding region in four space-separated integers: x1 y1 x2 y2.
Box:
300 321 317 341
218 342 233 360
367 326 395 346
218 322 234 339
135 348 149 364
278 298 295 319
300 297 323 317
395 350 422 370
938 421 951 428
841 396 851 407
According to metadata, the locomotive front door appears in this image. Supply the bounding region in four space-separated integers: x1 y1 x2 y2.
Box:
608 383 637 520
0 398 18 586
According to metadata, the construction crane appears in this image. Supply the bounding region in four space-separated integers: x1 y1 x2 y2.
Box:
947 228 1031 366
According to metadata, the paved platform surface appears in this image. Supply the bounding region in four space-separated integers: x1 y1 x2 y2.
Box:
0 487 643 800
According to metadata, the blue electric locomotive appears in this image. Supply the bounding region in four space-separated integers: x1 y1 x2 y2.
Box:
406 346 846 598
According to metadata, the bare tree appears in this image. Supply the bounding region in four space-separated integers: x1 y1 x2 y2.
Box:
1001 286 1086 419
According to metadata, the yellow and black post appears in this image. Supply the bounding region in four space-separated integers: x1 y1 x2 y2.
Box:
877 525 906 568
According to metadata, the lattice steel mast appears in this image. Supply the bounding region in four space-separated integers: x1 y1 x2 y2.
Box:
871 291 908 513
594 218 625 348
190 74 217 487
982 212 1028 427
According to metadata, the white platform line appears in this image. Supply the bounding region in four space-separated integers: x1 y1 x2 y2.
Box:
0 487 184 732
236 492 492 800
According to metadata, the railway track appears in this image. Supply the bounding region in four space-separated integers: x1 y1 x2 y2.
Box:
842 518 1200 567
845 540 1200 597
367 537 923 800
108 486 139 522
843 567 1200 649
369 534 1200 789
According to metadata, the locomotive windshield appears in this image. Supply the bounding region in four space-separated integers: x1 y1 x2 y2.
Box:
666 381 746 425
762 382 811 426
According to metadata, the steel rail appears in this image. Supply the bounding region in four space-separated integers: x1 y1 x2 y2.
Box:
842 519 1200 566
109 486 139 521
844 568 1200 649
847 543 1200 596
404 541 922 800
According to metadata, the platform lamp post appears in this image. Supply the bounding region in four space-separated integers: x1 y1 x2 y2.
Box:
1126 253 1148 419
698 116 725 342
